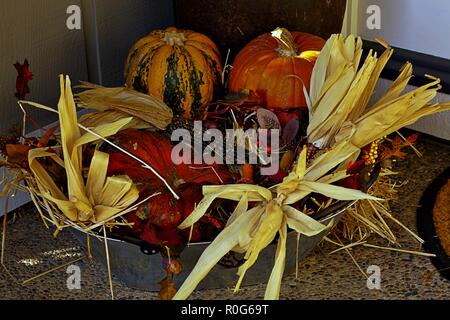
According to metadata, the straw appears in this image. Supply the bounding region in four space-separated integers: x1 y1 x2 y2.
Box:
22 256 85 285
103 225 114 300
1 196 9 265
362 243 435 257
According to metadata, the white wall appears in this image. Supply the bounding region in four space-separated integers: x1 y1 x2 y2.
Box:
357 0 450 59
351 0 450 140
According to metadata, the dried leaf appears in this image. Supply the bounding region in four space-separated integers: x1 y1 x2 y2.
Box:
282 119 299 143
380 133 419 160
37 126 58 147
174 206 261 300
14 59 33 100
371 62 413 109
5 144 30 163
264 217 287 300
235 200 283 291
158 275 177 300
349 47 393 120
257 108 280 129
309 34 337 105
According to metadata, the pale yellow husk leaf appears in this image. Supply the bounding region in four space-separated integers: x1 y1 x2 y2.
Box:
79 110 151 130
28 75 139 225
75 83 173 130
308 34 364 144
306 34 450 149
174 147 378 300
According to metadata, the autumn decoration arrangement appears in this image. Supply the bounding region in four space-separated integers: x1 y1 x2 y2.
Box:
1 27 449 300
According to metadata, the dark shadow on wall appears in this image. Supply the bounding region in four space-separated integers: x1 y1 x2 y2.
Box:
88 0 175 87
175 0 346 60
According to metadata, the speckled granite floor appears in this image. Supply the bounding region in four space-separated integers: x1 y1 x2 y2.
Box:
0 138 449 300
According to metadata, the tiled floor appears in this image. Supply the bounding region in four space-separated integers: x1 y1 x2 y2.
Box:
1 138 449 300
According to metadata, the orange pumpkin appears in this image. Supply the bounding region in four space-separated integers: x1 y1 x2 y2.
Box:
124 27 223 119
229 27 325 109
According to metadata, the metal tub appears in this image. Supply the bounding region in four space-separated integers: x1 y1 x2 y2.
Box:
71 203 352 291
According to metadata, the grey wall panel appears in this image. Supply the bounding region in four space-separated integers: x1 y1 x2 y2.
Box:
93 0 174 87
0 0 88 134
0 0 175 213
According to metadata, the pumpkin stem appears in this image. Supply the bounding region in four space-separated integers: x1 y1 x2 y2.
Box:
271 27 297 57
164 32 186 46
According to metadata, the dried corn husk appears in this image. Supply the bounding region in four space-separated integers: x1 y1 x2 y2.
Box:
307 34 450 149
28 76 139 224
349 47 393 119
75 83 173 130
174 147 379 300
307 35 364 146
311 52 378 146
79 110 150 130
370 62 413 109
350 77 446 148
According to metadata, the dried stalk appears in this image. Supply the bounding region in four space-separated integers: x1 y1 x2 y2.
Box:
103 225 114 300
75 83 173 130
362 243 435 257
22 256 85 285
1 196 8 265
